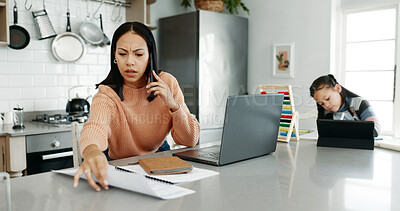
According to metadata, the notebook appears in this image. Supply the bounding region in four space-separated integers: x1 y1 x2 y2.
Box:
138 157 193 175
173 94 284 166
317 119 374 150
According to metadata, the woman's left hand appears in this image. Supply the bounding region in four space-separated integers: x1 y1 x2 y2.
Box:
146 70 180 112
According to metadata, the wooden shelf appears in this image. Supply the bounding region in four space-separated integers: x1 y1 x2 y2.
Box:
0 0 9 45
126 0 157 30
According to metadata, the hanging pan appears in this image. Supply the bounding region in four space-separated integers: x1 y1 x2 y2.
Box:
79 0 103 45
9 2 30 50
52 0 86 62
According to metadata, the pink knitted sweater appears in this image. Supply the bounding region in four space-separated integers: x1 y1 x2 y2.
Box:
79 72 200 159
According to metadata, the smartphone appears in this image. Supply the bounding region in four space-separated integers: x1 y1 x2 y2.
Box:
148 52 157 100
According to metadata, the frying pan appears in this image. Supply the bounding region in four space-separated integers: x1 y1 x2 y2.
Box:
9 4 30 50
52 2 86 62
79 0 103 45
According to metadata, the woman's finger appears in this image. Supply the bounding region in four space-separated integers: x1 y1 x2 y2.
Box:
73 167 84 187
93 160 109 190
152 70 162 82
85 169 101 192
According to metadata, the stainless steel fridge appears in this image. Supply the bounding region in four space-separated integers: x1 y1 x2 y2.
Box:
159 10 248 143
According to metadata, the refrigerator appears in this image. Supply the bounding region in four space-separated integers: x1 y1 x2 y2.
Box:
159 10 248 143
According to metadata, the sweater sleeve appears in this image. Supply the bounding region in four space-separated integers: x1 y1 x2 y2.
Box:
79 87 115 155
168 75 200 147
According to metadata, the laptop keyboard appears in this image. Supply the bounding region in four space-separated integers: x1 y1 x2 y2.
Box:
198 151 220 160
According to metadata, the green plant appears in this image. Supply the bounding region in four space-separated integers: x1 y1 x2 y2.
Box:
181 0 250 15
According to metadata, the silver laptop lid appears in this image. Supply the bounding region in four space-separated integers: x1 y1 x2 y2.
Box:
218 94 284 165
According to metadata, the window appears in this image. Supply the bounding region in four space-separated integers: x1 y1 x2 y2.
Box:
342 7 398 135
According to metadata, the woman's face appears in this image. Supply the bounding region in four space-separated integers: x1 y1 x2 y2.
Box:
313 84 343 112
115 32 149 88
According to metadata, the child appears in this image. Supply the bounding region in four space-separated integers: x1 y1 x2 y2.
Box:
309 74 381 137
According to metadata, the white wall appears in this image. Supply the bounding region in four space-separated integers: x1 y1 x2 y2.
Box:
0 0 125 112
242 0 333 130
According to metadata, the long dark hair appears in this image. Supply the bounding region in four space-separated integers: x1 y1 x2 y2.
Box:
96 22 160 102
309 74 359 119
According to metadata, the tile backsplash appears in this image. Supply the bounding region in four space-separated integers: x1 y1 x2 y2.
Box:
0 0 126 112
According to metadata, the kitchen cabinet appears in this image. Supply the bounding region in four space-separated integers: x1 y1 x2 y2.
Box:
126 0 156 30
0 136 5 172
0 0 9 45
0 135 25 176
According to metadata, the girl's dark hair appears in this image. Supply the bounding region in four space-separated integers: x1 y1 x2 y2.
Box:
309 74 359 119
96 22 160 102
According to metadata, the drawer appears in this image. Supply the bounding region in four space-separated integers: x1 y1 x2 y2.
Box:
26 132 72 153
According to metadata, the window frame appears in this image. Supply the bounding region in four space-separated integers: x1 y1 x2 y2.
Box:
339 5 400 136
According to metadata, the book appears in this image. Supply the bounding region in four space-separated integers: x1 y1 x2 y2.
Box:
138 156 193 175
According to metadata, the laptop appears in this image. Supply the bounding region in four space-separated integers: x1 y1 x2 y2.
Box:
173 94 284 166
317 119 374 150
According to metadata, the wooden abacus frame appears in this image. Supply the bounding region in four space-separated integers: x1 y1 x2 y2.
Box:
259 84 299 142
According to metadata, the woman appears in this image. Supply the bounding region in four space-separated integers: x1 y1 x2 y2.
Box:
309 74 381 137
73 22 200 191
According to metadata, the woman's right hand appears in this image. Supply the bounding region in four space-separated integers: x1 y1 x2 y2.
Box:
73 144 109 191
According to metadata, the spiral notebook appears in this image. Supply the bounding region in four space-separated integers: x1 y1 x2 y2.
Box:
116 164 219 184
53 165 194 199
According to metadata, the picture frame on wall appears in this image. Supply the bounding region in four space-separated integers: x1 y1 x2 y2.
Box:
272 43 295 78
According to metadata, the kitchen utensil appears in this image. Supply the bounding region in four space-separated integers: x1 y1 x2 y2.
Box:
31 0 56 40
66 86 91 115
12 105 25 129
99 14 110 46
79 0 103 45
1 112 14 125
52 0 86 62
9 2 30 50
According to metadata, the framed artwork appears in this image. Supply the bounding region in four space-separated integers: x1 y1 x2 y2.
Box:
272 43 295 78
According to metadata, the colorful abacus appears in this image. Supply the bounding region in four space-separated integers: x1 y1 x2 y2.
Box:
259 85 299 142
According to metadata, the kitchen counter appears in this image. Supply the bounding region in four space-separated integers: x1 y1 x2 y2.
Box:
0 120 74 178
3 140 400 211
0 122 71 137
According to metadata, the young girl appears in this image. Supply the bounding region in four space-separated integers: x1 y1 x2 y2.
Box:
309 74 381 137
73 22 200 191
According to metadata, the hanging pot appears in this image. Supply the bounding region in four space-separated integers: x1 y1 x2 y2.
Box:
52 1 86 62
9 4 30 50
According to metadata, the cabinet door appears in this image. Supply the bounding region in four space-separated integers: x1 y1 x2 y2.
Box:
0 137 5 172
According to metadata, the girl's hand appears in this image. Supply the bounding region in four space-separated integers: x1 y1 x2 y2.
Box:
73 144 109 191
146 70 179 112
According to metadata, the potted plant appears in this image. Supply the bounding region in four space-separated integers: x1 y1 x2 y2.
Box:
181 0 249 15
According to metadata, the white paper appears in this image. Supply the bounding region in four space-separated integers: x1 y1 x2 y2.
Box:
118 165 219 184
53 165 195 200
299 131 318 141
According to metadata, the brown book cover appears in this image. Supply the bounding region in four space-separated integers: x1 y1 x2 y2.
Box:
138 156 193 175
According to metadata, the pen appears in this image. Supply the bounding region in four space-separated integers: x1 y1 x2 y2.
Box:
340 113 345 120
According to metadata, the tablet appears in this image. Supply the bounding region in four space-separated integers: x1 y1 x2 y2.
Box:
317 119 374 150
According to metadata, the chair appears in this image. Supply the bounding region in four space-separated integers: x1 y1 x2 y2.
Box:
71 122 83 168
0 172 11 211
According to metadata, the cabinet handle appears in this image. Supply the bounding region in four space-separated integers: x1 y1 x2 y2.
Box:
42 151 73 160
